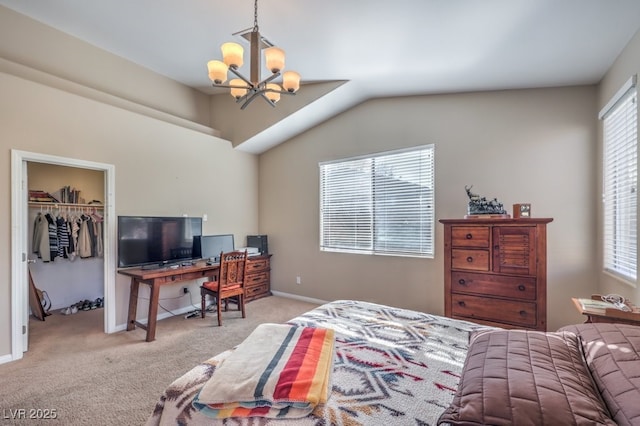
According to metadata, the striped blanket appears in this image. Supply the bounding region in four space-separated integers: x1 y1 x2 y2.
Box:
192 324 335 419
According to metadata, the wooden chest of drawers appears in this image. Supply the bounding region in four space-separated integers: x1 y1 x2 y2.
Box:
245 255 271 302
440 218 552 331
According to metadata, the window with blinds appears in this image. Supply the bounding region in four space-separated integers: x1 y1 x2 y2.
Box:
319 145 434 258
601 78 637 283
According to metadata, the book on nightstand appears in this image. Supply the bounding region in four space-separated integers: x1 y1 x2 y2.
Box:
577 298 617 313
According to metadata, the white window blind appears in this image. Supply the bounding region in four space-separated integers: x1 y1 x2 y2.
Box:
320 145 434 258
602 80 637 283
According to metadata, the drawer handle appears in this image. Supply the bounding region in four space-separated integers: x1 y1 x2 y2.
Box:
466 256 473 263
465 233 473 239
458 301 466 307
518 285 526 291
458 279 466 285
519 310 527 316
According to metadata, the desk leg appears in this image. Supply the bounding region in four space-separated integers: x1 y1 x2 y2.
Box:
146 283 160 342
127 278 140 331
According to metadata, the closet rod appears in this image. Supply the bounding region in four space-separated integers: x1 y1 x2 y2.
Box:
28 202 104 209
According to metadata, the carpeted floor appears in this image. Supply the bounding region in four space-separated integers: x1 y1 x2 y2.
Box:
0 296 319 426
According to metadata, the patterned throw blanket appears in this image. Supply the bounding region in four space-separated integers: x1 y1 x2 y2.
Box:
147 300 492 426
192 324 334 419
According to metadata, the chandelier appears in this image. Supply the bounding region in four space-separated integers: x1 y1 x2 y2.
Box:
207 0 301 109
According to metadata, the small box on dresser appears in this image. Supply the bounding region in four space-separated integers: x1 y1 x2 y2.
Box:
440 217 553 331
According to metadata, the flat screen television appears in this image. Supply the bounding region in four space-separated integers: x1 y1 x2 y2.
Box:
117 216 202 268
193 234 235 262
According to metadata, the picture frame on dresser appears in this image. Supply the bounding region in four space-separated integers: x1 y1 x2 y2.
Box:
513 203 531 218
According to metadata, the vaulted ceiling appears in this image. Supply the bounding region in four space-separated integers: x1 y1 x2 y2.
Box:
2 0 640 153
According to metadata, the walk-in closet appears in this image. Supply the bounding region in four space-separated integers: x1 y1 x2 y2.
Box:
27 162 105 330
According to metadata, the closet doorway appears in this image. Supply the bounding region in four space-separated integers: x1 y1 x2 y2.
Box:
10 150 116 361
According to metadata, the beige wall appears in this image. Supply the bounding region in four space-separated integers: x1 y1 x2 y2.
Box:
260 86 598 332
0 6 211 128
597 28 640 304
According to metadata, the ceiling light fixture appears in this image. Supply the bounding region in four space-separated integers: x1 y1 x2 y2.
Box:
207 0 301 109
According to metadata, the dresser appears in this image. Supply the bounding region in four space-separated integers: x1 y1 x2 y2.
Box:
245 254 272 302
440 218 553 331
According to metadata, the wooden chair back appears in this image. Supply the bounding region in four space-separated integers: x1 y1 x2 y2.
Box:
217 250 247 290
200 249 248 325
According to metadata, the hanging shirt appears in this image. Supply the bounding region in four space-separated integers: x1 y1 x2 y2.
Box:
45 213 58 261
32 212 51 262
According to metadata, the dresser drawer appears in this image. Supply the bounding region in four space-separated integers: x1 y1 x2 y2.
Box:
246 258 269 273
246 271 269 286
451 272 536 300
451 294 537 327
451 226 490 248
451 249 490 271
245 283 269 299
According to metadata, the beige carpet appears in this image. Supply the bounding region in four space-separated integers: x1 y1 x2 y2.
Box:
0 296 319 426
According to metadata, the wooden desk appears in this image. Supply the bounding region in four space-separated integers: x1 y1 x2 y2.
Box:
572 296 640 326
118 262 219 341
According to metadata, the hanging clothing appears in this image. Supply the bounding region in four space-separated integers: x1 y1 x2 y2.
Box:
56 215 70 258
69 214 81 261
91 211 104 258
77 216 92 258
32 212 51 262
45 213 59 261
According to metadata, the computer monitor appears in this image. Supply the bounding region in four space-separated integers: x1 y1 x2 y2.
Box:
194 234 235 262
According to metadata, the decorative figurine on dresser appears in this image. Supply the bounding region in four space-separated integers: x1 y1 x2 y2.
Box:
440 189 552 331
464 185 508 217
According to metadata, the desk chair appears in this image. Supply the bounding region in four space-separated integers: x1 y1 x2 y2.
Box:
200 250 248 326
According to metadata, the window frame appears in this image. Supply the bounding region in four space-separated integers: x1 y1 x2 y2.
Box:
600 75 638 285
319 144 435 259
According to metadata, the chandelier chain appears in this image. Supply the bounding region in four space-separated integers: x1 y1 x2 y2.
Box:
253 0 259 33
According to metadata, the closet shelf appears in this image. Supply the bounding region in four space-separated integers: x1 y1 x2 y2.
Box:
29 202 104 209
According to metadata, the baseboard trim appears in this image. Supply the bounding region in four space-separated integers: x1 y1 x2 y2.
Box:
270 291 328 306
0 353 16 365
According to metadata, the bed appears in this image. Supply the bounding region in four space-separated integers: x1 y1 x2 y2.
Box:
147 300 640 425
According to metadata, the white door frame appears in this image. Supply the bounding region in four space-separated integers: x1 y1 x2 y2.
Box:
10 150 116 361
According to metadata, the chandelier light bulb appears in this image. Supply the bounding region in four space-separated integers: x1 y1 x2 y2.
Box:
207 60 228 84
266 83 281 103
221 42 244 68
229 79 248 99
282 71 301 93
265 47 285 73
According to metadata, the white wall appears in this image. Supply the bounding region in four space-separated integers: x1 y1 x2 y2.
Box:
260 86 598 332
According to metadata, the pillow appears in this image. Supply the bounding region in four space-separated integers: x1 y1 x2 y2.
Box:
437 329 616 425
559 323 640 426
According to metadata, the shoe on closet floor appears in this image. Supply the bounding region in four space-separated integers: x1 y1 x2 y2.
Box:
61 305 78 315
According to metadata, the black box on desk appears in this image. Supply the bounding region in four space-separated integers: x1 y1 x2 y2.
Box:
247 235 268 255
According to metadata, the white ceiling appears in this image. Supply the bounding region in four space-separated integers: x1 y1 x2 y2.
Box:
2 0 640 151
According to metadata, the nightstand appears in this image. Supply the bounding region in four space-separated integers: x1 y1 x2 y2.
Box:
572 295 640 326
